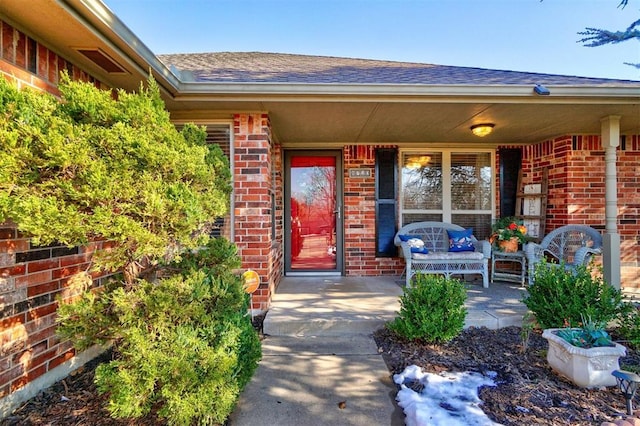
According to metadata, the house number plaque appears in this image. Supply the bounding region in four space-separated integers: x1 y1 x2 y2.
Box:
349 169 372 178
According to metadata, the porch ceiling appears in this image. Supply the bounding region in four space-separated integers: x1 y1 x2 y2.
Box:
169 99 640 146
2 0 639 147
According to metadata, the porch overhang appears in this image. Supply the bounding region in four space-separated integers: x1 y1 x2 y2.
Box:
165 84 640 146
1 0 639 146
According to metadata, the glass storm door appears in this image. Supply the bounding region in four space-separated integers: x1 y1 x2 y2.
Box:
285 151 343 274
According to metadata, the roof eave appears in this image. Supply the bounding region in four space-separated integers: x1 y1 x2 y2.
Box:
172 82 640 103
63 0 182 94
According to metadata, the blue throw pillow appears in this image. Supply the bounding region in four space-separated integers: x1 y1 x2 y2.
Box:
447 228 475 252
398 234 414 242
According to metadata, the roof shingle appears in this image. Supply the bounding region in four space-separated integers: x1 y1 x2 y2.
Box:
157 51 640 86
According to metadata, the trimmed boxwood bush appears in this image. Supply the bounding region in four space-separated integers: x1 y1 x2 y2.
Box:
387 274 467 343
522 261 625 329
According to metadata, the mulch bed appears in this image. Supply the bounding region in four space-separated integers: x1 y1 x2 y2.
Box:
374 326 640 425
3 321 639 425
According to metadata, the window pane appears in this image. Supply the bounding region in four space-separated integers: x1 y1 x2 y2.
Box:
452 214 492 240
451 153 491 211
402 213 443 225
401 152 442 210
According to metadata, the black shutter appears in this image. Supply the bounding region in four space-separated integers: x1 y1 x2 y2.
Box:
375 149 397 257
498 148 521 218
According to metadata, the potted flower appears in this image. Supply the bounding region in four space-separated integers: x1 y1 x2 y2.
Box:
542 315 626 388
489 216 529 252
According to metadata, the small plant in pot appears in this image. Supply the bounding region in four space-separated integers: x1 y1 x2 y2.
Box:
489 216 529 252
542 315 626 388
525 261 628 387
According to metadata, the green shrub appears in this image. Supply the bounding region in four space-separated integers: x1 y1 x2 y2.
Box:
387 274 467 343
522 261 624 329
0 73 231 285
58 239 261 425
617 303 640 349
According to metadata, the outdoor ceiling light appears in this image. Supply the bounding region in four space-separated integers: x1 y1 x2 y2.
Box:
470 123 495 137
405 155 431 169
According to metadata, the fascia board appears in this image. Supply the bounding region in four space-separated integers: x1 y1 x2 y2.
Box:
172 82 640 104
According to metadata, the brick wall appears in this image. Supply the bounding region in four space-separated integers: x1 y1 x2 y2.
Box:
0 21 103 94
519 134 640 289
0 19 110 409
0 231 112 399
343 145 403 276
233 114 283 312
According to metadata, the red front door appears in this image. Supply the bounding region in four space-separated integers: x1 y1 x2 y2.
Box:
285 151 343 274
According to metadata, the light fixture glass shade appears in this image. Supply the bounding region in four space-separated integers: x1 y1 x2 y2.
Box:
405 155 431 169
470 123 495 137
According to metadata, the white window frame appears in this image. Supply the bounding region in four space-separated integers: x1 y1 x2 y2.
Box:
399 148 495 227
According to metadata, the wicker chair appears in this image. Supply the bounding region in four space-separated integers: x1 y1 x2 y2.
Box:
524 225 603 284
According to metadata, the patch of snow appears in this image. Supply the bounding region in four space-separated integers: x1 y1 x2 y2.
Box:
393 365 502 426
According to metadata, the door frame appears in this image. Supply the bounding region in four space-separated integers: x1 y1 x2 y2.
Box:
284 150 344 275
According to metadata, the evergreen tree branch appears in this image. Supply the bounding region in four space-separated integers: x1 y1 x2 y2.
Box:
578 18 640 47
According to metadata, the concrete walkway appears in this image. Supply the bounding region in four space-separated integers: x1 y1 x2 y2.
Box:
228 276 529 426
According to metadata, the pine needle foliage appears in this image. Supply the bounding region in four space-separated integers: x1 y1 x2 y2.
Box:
57 239 262 425
0 73 231 283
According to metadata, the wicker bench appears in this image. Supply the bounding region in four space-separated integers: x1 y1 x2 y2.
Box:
394 221 491 288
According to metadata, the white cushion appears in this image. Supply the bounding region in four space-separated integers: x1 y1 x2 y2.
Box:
412 251 483 260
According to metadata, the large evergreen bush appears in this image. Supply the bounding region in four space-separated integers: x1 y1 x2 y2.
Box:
0 73 230 284
0 75 260 424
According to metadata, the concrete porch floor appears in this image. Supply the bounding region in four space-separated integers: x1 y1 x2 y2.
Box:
263 275 530 336
231 276 529 425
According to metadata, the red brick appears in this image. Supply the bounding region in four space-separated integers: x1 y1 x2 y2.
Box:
27 280 59 297
0 364 23 388
0 239 29 253
26 302 58 322
2 23 14 62
11 363 46 392
28 259 60 273
26 324 56 347
48 348 75 370
14 31 25 68
0 383 9 399
37 44 47 78
0 264 26 277
0 313 26 330
15 271 52 288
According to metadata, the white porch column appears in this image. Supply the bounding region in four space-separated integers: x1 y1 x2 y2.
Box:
601 115 621 289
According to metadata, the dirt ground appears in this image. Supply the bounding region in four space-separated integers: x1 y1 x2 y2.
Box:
2 324 640 425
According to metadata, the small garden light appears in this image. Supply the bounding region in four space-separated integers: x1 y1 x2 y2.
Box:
612 370 640 415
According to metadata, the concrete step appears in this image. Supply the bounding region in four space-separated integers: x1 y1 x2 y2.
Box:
263 311 395 336
262 276 403 337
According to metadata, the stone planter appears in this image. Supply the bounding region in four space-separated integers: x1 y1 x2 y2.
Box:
542 328 626 388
